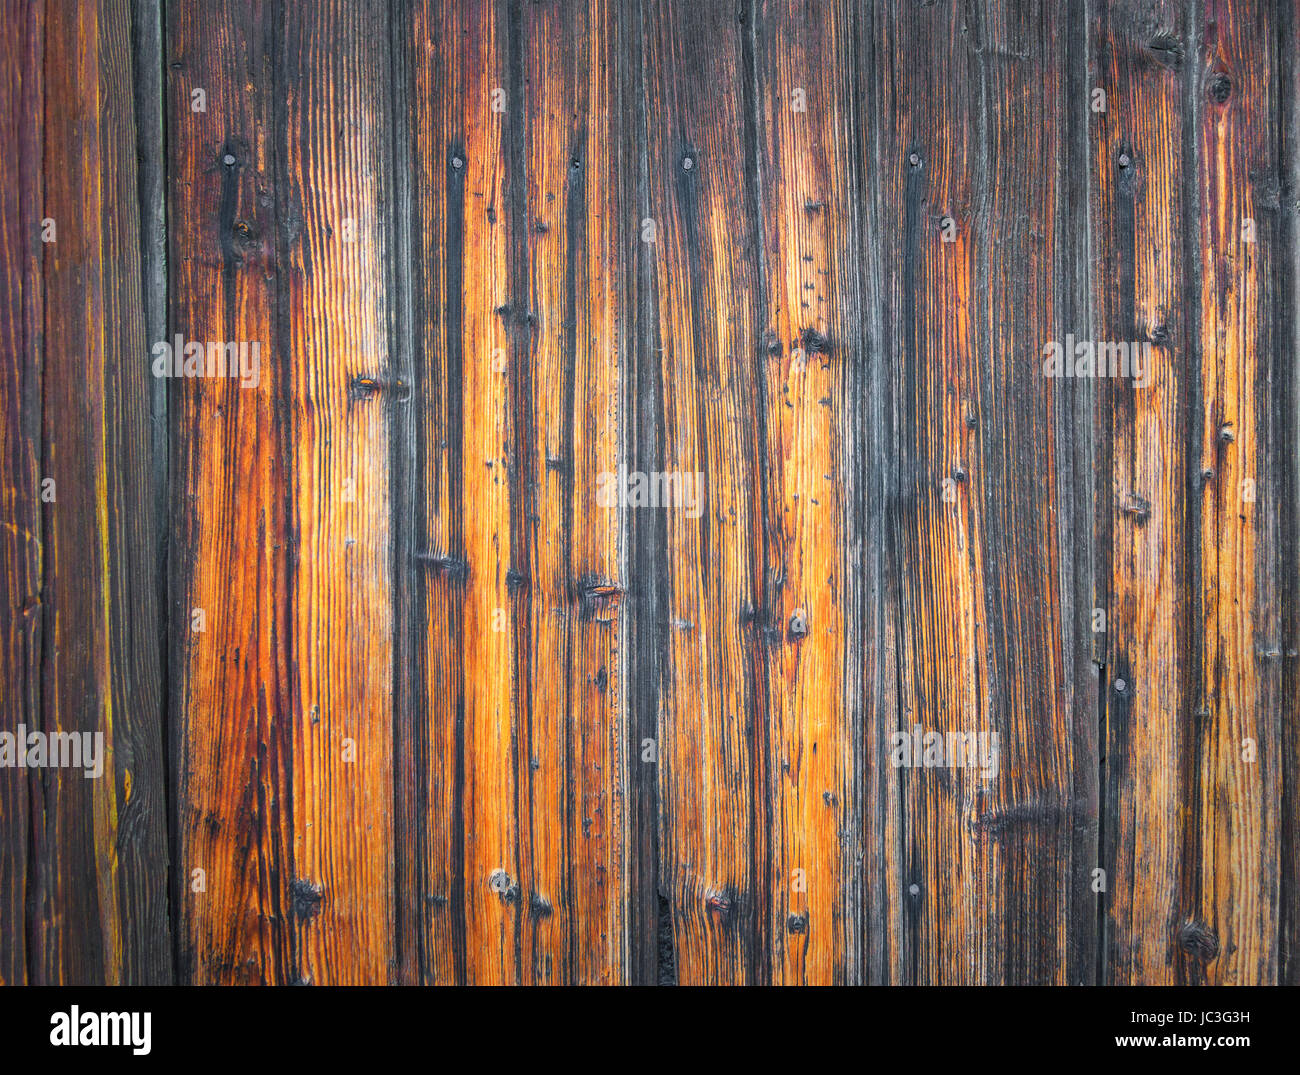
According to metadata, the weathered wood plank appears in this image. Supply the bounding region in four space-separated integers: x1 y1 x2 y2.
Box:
871 0 1090 984
25 0 172 985
1189 0 1288 985
0 0 44 989
1092 0 1295 988
1280 0 1300 987
401 0 469 985
516 0 629 984
623 0 667 986
962 0 1097 987
278 0 396 986
1058 0 1106 989
407 0 520 986
748 0 861 985
169 0 395 984
640 0 768 984
168 0 294 984
844 0 904 988
406 0 630 985
1091 0 1192 985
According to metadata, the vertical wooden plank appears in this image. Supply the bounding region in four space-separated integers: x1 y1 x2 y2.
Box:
133 0 169 647
871 0 980 984
624 0 667 986
169 0 291 983
0 0 43 988
170 0 394 984
1059 0 1105 988
847 0 906 987
641 0 766 985
389 0 420 989
408 0 518 985
1281 0 1300 986
748 0 861 984
1091 0 1192 985
517 0 629 984
457 0 520 985
30 0 171 984
1094 0 1296 988
280 0 395 985
407 0 629 985
872 0 1089 983
969 0 1099 987
133 0 172 980
1190 0 1287 984
93 0 173 985
403 0 469 984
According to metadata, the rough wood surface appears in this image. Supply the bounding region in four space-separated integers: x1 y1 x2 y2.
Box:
2 0 1297 986
168 0 396 985
0 0 45 988
1 0 171 986
404 0 631 985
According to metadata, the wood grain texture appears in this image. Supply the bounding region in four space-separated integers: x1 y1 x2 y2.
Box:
750 0 862 986
1093 0 1297 985
403 0 630 984
2 0 1297 986
871 0 1095 985
169 0 394 984
168 0 288 984
1280 0 1300 987
640 0 765 985
1093 0 1194 987
0 0 45 988
2 0 172 986
1190 0 1286 986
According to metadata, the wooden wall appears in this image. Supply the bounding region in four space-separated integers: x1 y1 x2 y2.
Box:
1 0 1297 985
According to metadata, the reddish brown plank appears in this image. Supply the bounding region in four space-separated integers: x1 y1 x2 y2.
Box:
169 0 395 984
